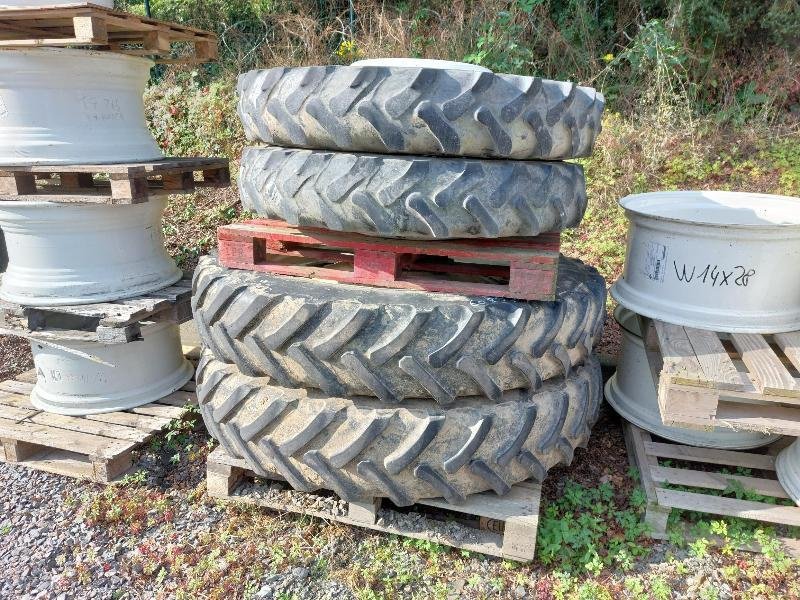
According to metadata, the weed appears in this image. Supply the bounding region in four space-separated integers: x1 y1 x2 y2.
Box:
537 480 650 574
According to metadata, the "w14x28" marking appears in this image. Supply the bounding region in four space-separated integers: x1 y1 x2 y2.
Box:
673 262 756 288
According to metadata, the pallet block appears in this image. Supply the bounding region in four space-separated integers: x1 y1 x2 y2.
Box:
0 158 230 204
207 446 542 562
623 421 800 557
0 346 199 483
0 3 217 63
0 279 192 344
218 220 561 301
640 318 800 436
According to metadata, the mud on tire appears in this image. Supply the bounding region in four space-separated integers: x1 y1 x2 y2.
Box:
197 352 603 504
192 255 606 403
237 65 604 160
239 146 588 239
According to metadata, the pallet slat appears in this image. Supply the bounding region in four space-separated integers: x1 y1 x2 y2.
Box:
730 333 799 397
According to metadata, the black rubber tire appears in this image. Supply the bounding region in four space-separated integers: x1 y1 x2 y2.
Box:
192 255 606 403
197 352 602 505
237 65 604 160
238 146 588 239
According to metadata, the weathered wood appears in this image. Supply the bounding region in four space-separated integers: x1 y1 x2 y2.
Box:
650 319 800 436
685 327 747 389
656 489 800 527
731 333 799 397
0 279 192 343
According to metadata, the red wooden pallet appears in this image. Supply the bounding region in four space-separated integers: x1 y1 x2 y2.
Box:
218 220 561 300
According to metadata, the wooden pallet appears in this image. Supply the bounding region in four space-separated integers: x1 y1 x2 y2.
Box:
0 157 230 204
218 220 561 301
623 421 800 556
0 3 217 63
207 446 541 562
641 318 800 437
0 346 199 483
0 279 192 343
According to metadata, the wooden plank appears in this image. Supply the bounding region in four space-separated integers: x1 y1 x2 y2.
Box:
650 465 790 499
0 380 34 395
654 321 707 385
0 391 36 410
1 449 96 481
85 411 171 432
0 405 37 422
713 400 800 438
27 413 150 443
684 327 749 390
645 440 776 471
731 333 799 397
130 403 186 419
656 488 800 527
774 331 800 375
0 417 135 458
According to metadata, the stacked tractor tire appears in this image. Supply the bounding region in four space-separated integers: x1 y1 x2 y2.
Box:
194 59 607 506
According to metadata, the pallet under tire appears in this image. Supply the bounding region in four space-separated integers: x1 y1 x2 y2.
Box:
207 445 542 563
218 219 561 301
623 420 800 557
0 346 199 483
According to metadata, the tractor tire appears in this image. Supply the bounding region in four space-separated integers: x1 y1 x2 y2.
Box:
192 255 605 403
197 352 603 505
238 146 588 239
237 65 604 160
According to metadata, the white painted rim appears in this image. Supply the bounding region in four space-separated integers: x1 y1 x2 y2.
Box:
0 198 182 306
0 47 162 165
352 58 491 72
605 307 781 449
614 190 800 333
29 323 194 416
776 439 800 506
620 191 800 230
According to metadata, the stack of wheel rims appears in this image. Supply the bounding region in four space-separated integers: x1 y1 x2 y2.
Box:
193 59 607 506
0 1 209 415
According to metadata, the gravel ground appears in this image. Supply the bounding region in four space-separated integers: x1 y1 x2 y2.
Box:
0 335 33 382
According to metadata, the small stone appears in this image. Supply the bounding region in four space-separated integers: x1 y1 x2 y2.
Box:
256 585 273 599
514 585 527 598
292 567 309 580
